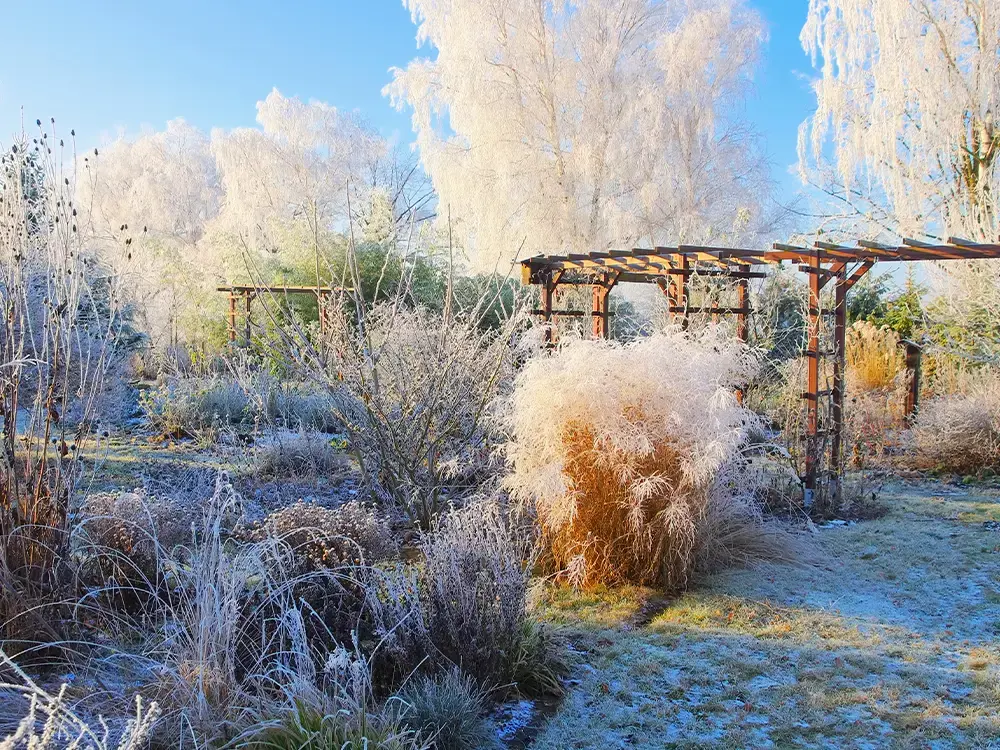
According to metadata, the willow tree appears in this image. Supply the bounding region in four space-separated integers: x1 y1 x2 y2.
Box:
799 0 999 241
387 0 773 268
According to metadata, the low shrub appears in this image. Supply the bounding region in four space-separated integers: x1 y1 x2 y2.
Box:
142 374 340 439
261 500 396 571
398 669 499 750
506 331 765 591
260 381 340 433
361 499 556 694
911 379 1000 473
74 489 200 613
142 376 251 437
254 431 349 480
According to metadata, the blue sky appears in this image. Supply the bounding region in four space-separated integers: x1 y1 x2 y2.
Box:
0 0 817 205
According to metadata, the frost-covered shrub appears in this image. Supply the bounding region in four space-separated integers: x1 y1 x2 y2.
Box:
260 380 340 433
362 499 549 691
142 376 251 437
303 305 521 528
76 489 199 602
143 374 341 438
506 330 762 590
254 431 349 480
261 500 396 571
911 380 1000 473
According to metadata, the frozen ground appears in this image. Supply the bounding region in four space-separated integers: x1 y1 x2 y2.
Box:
531 480 1000 749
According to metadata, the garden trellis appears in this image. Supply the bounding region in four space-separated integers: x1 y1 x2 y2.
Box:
521 238 1000 515
217 285 345 343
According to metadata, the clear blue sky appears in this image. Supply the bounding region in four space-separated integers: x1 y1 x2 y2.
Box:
0 0 816 205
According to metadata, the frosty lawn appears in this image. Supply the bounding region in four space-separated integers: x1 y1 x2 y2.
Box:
532 479 1000 749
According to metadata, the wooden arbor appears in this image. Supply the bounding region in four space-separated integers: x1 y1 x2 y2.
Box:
521 239 1000 514
217 285 343 344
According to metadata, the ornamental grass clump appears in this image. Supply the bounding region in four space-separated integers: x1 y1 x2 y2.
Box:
846 320 905 394
507 330 763 591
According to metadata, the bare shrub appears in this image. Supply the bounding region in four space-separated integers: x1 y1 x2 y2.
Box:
911 379 1000 473
254 430 349 480
398 668 499 750
276 302 524 529
507 330 766 591
261 500 396 571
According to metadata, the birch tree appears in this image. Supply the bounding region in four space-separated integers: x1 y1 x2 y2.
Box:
210 89 385 269
78 119 222 347
799 0 1000 241
387 0 772 268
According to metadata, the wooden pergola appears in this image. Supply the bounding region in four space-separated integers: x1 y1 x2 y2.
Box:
217 285 344 343
521 238 1000 513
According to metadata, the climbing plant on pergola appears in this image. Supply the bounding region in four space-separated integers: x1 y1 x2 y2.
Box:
521 238 1000 516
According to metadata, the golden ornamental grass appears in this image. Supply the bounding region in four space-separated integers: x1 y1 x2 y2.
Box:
846 320 904 393
544 421 699 591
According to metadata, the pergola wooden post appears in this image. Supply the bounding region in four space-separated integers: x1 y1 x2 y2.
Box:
676 252 690 329
829 263 849 510
227 290 238 342
591 272 620 339
736 263 750 344
244 291 254 344
218 285 346 347
803 249 823 504
900 340 922 422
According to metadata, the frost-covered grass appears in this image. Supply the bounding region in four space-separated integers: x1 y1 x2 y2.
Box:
531 479 1000 748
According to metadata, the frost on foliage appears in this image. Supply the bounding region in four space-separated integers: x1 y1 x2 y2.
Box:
211 88 384 254
799 0 1000 241
388 0 772 268
0 652 159 750
506 330 761 589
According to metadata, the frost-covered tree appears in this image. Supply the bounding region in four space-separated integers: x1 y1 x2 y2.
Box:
387 0 772 267
210 89 385 259
78 119 222 347
77 91 432 348
799 0 1000 241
